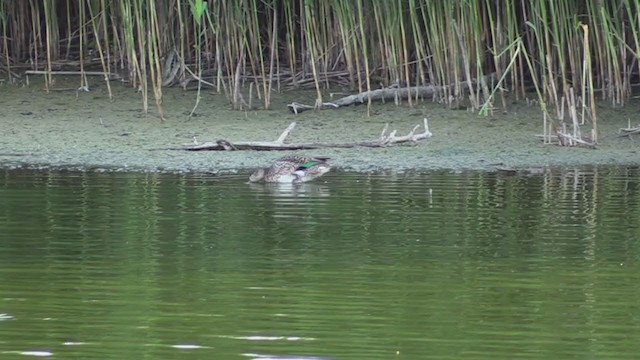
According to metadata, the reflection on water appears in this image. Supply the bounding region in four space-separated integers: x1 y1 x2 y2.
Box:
248 182 332 197
1 167 639 359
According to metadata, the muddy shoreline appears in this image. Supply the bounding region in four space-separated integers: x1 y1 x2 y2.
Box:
1 79 639 175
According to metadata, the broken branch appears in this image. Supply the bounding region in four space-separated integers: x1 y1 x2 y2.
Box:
173 119 432 151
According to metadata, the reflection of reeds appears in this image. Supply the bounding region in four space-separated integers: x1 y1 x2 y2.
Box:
1 2 638 126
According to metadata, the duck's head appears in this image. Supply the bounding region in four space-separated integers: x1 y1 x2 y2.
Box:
249 168 266 182
293 163 331 183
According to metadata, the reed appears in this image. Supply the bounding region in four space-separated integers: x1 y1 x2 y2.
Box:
145 0 164 120
333 1 359 89
77 0 89 91
302 0 324 107
355 0 372 113
188 0 206 116
0 0 9 79
86 0 113 100
0 0 638 134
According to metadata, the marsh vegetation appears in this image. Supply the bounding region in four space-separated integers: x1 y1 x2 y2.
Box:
1 1 640 144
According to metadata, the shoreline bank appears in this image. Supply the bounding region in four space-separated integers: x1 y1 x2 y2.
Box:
1 82 639 175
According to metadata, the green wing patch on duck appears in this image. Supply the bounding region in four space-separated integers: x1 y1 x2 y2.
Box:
297 160 321 169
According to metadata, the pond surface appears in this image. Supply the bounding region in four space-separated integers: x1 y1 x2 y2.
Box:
1 168 639 359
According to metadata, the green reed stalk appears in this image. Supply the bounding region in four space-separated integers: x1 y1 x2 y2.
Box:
188 0 205 116
425 1 456 102
235 1 247 109
220 1 234 100
247 0 270 109
28 0 41 75
622 0 640 91
371 4 390 84
355 0 371 114
479 38 522 115
484 0 506 110
399 1 412 101
110 4 125 77
547 1 567 104
282 2 297 88
146 0 164 120
517 38 550 122
203 0 222 92
334 0 359 90
119 0 143 106
468 1 487 109
219 0 248 109
599 4 624 104
387 1 403 86
416 2 436 94
452 19 478 110
509 1 524 98
63 0 71 59
133 0 148 113
314 1 327 87
408 0 428 88
87 0 113 101
8 1 29 68
77 0 89 90
580 24 597 142
100 0 112 74
588 2 608 100
525 2 556 112
266 2 278 102
302 1 323 107
1 0 12 81
42 0 56 88
174 0 188 89
319 1 337 88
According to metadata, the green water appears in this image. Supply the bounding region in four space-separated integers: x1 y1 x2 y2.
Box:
1 168 639 359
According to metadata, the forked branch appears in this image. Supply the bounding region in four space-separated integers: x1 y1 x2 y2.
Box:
174 119 432 151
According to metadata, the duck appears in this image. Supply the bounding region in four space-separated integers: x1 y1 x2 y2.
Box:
249 155 331 183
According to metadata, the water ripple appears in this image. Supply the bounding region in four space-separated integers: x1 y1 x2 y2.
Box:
1 168 639 359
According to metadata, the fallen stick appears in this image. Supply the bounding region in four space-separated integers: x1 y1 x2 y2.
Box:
556 132 597 149
170 119 432 151
286 74 497 113
287 85 440 113
619 124 640 137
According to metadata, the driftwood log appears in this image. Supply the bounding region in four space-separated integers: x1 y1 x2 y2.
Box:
288 85 440 114
286 74 497 114
178 119 432 151
620 124 640 137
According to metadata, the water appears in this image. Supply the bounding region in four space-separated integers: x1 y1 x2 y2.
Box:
1 167 640 359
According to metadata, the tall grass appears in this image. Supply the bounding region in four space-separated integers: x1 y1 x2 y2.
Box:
0 0 639 134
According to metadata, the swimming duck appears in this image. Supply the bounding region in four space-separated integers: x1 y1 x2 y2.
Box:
249 155 331 183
